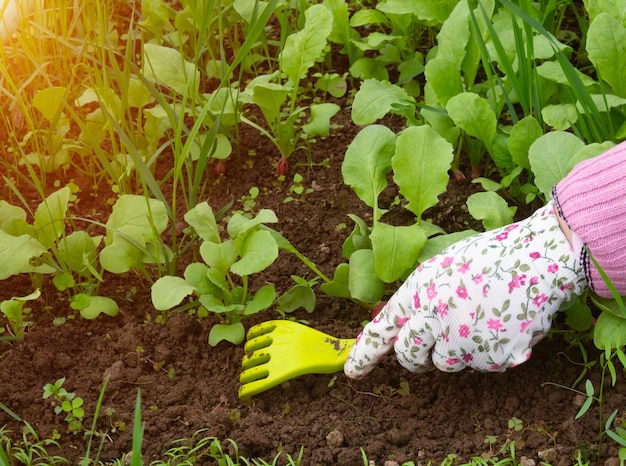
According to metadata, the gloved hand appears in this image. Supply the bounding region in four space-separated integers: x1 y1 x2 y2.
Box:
344 203 588 379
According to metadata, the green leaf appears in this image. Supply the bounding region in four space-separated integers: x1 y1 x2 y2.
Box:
342 125 395 217
0 300 23 326
99 226 146 274
252 82 290 125
536 61 597 88
202 269 229 302
320 263 351 298
151 276 196 311
564 297 594 332
541 104 578 131
244 284 277 315
377 0 457 25
200 239 237 274
280 4 333 84
393 125 453 219
227 209 278 239
424 57 464 106
0 200 27 230
417 231 479 263
277 284 316 313
351 79 410 125
587 13 626 98
34 187 70 249
231 230 278 276
57 231 101 278
233 0 270 24
420 106 460 146
342 214 372 258
348 249 385 304
209 322 245 346
71 294 119 319
528 131 585 196
303 103 340 137
183 262 223 298
32 87 67 122
575 379 594 419
446 92 497 149
184 202 221 243
508 116 543 170
466 192 516 230
591 294 626 320
371 222 426 283
106 195 168 242
142 43 200 97
0 230 48 279
594 311 626 350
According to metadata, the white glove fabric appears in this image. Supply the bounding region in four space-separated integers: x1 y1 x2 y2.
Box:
344 203 588 379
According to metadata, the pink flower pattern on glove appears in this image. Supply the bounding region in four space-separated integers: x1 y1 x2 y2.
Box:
344 204 587 379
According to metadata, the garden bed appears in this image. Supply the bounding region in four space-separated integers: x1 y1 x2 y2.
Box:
0 106 623 465
1 1 626 464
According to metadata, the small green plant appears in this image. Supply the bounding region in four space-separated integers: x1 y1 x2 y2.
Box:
151 202 316 345
0 422 69 465
42 378 85 434
283 173 313 204
0 289 40 341
240 3 339 176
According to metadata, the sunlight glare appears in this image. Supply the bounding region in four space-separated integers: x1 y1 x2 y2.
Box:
0 0 33 42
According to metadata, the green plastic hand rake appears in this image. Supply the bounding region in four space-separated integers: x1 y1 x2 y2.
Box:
238 320 355 400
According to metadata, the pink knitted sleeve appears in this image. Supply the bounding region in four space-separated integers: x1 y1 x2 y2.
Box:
552 140 626 298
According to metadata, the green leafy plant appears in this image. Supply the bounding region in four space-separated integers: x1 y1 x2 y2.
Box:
0 422 69 466
42 378 85 434
323 123 464 304
283 173 313 204
0 289 40 341
151 202 316 345
240 3 340 176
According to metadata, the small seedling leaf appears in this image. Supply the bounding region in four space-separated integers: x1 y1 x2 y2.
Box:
72 295 119 320
593 311 626 350
277 284 316 313
57 231 101 277
227 209 278 239
151 276 196 311
209 322 245 346
142 43 200 97
0 230 49 279
33 187 70 249
303 103 340 137
184 202 220 243
231 230 278 276
466 192 516 230
200 239 237 274
244 285 277 315
508 116 543 170
100 226 146 274
348 249 385 303
32 87 67 122
320 263 351 298
106 195 169 242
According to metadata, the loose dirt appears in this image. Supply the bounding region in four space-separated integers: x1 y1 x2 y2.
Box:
0 101 622 466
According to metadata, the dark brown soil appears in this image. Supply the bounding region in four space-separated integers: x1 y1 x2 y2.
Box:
0 101 622 466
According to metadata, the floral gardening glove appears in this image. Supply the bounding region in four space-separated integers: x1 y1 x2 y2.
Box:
344 203 588 379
